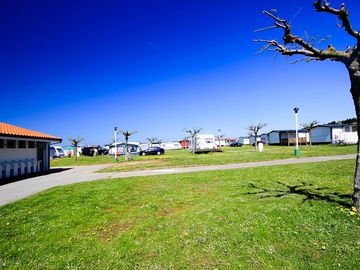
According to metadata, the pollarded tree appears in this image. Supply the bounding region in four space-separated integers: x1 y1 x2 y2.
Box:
301 120 320 146
184 127 202 154
254 0 360 210
147 137 161 148
119 130 137 161
248 123 267 151
69 136 84 161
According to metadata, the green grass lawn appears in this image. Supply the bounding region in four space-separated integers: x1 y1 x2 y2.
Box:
1 160 359 269
52 144 356 172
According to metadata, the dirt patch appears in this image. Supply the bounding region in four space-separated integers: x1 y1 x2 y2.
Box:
158 206 187 216
97 220 134 242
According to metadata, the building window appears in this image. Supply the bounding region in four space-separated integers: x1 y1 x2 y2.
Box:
7 140 16 148
0 139 4 148
344 126 351 132
28 141 36 148
18 140 26 148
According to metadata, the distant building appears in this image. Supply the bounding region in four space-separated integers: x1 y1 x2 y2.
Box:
0 122 62 180
310 124 357 144
238 137 250 145
268 130 309 145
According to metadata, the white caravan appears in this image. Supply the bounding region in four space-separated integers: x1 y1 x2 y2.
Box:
191 134 216 153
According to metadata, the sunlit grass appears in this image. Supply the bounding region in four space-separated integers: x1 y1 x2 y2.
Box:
1 160 359 269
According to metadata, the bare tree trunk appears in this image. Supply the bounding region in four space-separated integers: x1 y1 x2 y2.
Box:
254 132 258 151
74 143 78 161
350 81 360 211
125 137 129 161
348 56 360 210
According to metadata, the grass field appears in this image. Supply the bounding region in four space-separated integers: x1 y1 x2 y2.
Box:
1 159 359 269
51 144 357 173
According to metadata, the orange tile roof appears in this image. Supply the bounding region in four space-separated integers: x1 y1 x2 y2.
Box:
0 122 62 142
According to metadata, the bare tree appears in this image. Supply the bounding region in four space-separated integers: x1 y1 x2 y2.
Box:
248 123 267 151
119 130 137 161
254 0 360 210
301 120 320 146
147 137 161 148
184 127 202 154
69 136 84 161
215 129 225 149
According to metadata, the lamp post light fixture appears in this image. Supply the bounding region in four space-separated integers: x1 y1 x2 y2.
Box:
114 126 118 162
293 107 301 157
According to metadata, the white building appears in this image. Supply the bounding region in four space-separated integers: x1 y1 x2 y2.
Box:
310 124 357 144
0 122 62 180
238 137 250 145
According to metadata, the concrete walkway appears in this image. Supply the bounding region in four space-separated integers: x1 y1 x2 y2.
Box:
0 154 355 206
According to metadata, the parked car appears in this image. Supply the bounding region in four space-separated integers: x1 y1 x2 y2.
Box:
81 145 109 156
139 147 165 156
229 141 243 147
50 145 65 159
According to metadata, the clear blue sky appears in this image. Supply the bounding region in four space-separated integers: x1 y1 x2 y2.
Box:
1 0 359 145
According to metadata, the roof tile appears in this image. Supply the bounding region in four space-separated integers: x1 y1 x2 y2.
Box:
0 122 62 142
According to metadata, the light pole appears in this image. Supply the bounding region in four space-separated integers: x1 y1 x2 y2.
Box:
218 129 221 148
114 127 118 162
293 107 301 156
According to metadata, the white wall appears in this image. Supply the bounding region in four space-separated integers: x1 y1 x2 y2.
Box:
239 138 250 145
0 148 37 163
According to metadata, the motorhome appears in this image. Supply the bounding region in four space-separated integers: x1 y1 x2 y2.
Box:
191 134 216 153
50 145 65 159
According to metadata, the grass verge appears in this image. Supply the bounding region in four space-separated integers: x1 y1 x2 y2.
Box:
50 145 357 173
1 159 359 269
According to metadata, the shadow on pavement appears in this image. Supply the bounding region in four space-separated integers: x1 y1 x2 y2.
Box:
0 168 73 186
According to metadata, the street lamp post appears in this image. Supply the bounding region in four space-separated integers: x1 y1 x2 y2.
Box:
293 107 301 157
218 129 221 148
114 127 118 162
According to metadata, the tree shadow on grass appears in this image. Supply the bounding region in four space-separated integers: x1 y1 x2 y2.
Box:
241 181 352 208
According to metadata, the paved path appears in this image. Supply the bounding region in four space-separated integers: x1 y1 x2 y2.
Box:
0 154 355 206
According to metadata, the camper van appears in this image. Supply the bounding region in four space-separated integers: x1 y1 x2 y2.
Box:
191 134 216 153
108 142 141 156
50 145 65 159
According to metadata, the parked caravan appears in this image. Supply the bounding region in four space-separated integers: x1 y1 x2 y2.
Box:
160 141 183 150
50 145 65 159
108 142 141 156
191 134 216 153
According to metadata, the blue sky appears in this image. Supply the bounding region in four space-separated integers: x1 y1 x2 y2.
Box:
1 0 359 145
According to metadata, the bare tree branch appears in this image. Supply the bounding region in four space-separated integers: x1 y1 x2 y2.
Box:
313 0 360 41
255 8 352 63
